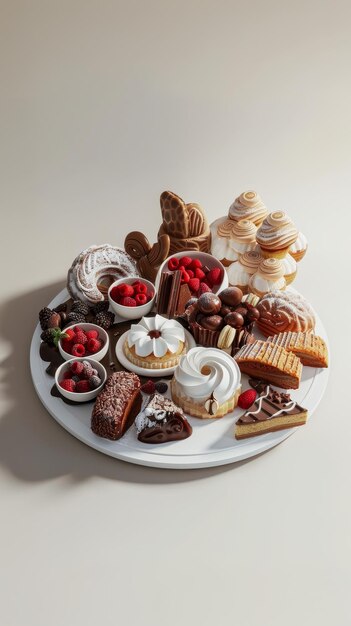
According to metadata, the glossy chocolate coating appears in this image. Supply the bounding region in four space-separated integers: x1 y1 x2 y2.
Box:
200 315 224 331
234 306 248 319
220 305 232 317
197 292 221 315
246 306 260 322
219 287 243 307
224 311 244 329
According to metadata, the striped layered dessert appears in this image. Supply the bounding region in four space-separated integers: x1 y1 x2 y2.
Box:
267 331 328 368
234 340 302 389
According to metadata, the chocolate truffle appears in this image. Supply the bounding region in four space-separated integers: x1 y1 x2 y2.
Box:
197 292 221 315
200 315 224 331
224 311 245 329
246 306 260 322
220 305 232 317
219 287 243 307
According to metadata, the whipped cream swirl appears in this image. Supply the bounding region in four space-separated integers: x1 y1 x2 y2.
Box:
173 347 241 405
128 314 185 358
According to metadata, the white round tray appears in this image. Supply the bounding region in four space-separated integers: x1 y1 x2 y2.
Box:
30 288 329 469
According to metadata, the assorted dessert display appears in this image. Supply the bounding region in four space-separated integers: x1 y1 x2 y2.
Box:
36 189 328 452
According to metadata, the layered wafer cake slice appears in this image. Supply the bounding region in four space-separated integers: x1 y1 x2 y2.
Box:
267 331 328 368
234 340 302 389
235 385 308 439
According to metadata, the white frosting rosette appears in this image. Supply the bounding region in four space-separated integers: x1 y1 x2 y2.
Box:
128 315 185 358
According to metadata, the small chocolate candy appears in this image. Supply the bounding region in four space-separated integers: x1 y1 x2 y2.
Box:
219 287 243 307
246 306 260 322
200 315 224 331
197 292 221 315
234 306 248 319
224 311 244 329
185 297 198 309
220 305 232 317
47 312 62 329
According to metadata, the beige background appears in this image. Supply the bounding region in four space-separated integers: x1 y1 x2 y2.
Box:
1 1 350 625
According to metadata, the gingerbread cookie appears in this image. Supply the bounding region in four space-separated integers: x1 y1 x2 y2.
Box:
158 191 211 254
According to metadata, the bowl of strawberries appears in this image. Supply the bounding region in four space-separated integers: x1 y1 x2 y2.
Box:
55 357 107 402
58 323 109 362
108 277 156 319
155 251 228 299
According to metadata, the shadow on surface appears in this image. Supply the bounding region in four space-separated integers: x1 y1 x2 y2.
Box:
0 281 272 485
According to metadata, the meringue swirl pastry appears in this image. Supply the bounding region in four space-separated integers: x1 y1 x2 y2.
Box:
229 191 268 226
124 314 186 369
280 253 297 286
210 218 258 265
289 231 308 262
256 211 298 259
67 244 139 305
171 346 241 418
256 290 316 337
227 250 263 292
248 258 286 298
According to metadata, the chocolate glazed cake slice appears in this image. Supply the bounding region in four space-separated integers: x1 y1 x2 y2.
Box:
235 386 308 440
91 371 142 440
135 393 192 444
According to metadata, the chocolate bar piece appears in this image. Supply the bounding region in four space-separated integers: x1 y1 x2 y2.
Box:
91 371 142 440
135 393 192 444
157 270 191 318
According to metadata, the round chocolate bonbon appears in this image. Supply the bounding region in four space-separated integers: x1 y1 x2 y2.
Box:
220 305 232 317
246 306 260 322
197 293 221 315
200 315 224 331
224 311 245 329
219 287 243 307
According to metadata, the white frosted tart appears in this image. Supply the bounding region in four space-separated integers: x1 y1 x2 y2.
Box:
171 347 242 419
125 314 186 369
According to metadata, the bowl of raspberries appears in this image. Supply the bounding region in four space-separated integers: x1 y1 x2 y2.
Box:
108 277 156 319
155 251 228 299
55 358 107 402
58 323 109 362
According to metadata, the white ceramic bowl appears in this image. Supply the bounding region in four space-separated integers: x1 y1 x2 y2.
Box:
58 323 109 362
108 276 156 320
155 251 228 294
55 358 107 403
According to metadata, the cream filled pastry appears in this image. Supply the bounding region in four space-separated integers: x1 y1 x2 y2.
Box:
228 191 268 226
281 253 297 286
171 346 241 418
210 218 258 266
248 258 286 297
289 231 308 262
124 314 186 369
256 211 298 259
227 250 263 292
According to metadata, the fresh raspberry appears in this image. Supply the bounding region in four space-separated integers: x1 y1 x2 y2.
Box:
120 296 137 307
141 380 156 394
198 282 211 295
76 380 91 393
195 268 206 280
238 389 257 410
64 328 76 342
133 282 147 295
118 283 134 297
189 258 202 270
187 269 194 279
82 361 94 378
86 330 99 340
146 291 154 302
179 256 192 267
167 257 179 271
73 326 84 334
71 343 86 357
188 278 200 293
180 269 190 283
61 339 73 353
109 286 121 302
89 375 102 389
135 293 147 306
62 371 73 380
70 361 84 375
207 268 223 286
75 330 88 345
155 382 168 394
87 338 102 354
59 379 76 392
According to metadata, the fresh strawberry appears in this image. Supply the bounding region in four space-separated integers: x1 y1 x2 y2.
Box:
179 256 192 267
118 283 134 297
135 293 147 306
189 258 202 270
120 296 137 307
133 282 147 295
71 343 86 357
187 269 194 279
207 268 223 286
141 380 156 394
64 328 76 342
188 278 200 293
238 389 257 410
198 282 211 295
167 257 179 271
59 379 76 392
70 361 84 375
76 380 91 393
86 330 99 340
180 269 190 283
75 330 88 345
87 338 102 354
195 268 206 280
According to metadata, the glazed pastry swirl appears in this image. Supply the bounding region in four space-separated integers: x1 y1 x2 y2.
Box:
256 211 298 250
229 191 268 225
173 347 241 405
